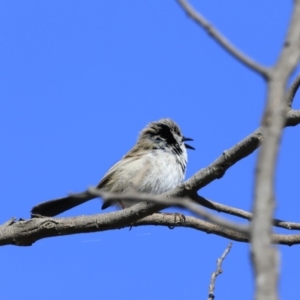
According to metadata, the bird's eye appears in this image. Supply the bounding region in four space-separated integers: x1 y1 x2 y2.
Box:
154 137 162 143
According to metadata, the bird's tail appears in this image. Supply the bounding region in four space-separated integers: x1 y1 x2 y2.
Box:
31 192 95 217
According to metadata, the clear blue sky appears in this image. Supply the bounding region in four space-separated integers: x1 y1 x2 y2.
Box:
1 1 300 299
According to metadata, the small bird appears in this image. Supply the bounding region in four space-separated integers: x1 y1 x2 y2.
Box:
31 118 194 217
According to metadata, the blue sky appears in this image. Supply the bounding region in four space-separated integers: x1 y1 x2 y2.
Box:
1 1 300 299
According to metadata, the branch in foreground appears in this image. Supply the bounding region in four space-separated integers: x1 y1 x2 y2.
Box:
250 2 300 300
2 212 300 247
177 0 270 78
88 188 249 233
207 243 232 300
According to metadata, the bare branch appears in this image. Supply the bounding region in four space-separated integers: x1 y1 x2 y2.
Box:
195 195 300 231
1 202 162 246
179 109 300 195
177 0 270 78
2 212 300 247
251 2 300 300
136 216 300 245
207 243 232 300
286 73 300 107
88 188 249 233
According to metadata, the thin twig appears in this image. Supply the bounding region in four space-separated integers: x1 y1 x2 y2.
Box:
286 73 300 107
195 195 300 231
208 243 233 300
177 0 270 78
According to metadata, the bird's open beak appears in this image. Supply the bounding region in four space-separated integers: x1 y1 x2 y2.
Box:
182 137 195 150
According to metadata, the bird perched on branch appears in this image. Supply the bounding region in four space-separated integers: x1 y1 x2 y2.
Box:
31 118 194 217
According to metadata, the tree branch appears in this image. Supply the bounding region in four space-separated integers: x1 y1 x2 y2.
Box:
179 108 300 194
177 0 270 78
2 213 300 247
88 188 249 233
250 2 300 300
286 73 300 107
195 195 300 231
207 243 232 300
